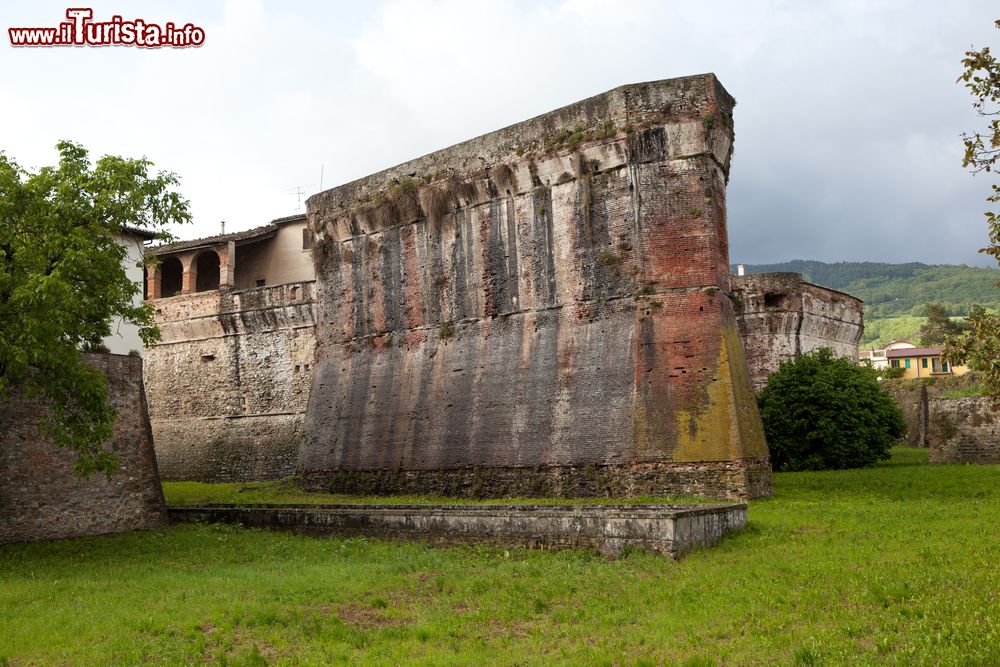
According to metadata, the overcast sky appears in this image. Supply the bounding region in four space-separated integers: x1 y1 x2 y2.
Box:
2 1 998 266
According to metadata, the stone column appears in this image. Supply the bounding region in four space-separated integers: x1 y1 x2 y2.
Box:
146 264 161 300
219 241 236 288
181 252 197 295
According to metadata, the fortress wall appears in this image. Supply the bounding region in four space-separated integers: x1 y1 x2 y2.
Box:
1 353 166 544
301 75 771 499
732 272 863 389
144 282 316 481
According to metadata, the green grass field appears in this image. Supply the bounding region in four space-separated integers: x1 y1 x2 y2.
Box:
3 448 1000 665
858 316 926 348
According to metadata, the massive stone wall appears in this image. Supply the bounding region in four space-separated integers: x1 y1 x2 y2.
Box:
144 282 316 481
1 353 166 544
300 74 771 500
731 272 863 389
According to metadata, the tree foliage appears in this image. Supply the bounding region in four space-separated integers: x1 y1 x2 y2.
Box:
958 19 1000 266
0 141 190 474
757 349 905 472
945 305 1000 407
948 20 1000 407
918 303 964 346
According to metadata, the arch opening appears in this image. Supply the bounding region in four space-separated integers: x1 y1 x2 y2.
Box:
195 251 220 292
161 257 183 298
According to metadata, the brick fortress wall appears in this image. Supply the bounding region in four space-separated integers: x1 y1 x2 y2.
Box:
143 282 316 481
1 353 166 544
299 75 772 500
731 272 863 390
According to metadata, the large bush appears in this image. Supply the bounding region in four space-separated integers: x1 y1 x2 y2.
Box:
757 348 906 471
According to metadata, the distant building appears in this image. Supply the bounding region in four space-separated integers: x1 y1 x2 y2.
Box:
886 345 968 379
103 225 158 355
859 340 916 370
145 213 313 297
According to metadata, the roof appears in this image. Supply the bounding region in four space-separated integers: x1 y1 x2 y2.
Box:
146 224 278 256
886 346 944 359
271 213 307 225
121 225 158 240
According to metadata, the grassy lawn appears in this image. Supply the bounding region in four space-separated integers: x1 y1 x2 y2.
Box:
3 447 1000 665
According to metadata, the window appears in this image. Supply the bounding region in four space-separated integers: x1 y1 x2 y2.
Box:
942 361 949 372
891 360 900 368
256 279 266 287
302 228 313 250
904 359 911 369
921 358 928 369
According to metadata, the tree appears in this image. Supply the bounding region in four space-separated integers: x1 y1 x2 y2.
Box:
918 303 964 346
757 349 905 472
0 141 190 474
958 19 1000 265
951 20 1000 406
945 305 1000 407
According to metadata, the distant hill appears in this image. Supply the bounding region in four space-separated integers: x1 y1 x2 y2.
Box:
734 260 1000 319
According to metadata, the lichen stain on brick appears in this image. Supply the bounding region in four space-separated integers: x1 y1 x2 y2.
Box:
669 322 767 463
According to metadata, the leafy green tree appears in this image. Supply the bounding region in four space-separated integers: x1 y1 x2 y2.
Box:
958 19 1000 265
0 141 190 474
950 20 1000 407
945 305 1000 407
757 349 905 472
918 303 964 345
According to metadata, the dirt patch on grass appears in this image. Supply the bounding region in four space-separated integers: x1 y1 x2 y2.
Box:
337 603 410 629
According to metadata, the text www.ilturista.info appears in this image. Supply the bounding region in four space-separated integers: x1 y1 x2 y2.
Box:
9 8 205 48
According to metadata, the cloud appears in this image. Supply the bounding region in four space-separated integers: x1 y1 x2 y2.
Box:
351 0 1000 266
1 0 997 265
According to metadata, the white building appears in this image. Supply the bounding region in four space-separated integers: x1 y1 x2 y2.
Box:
101 226 157 355
859 339 917 370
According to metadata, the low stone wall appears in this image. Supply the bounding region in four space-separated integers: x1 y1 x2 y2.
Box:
0 353 167 544
298 458 772 501
928 396 1000 464
884 374 986 447
169 502 747 558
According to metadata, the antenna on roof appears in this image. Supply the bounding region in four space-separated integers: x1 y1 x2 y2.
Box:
319 164 324 192
285 184 316 211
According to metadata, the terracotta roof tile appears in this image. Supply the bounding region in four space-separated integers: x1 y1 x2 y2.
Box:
146 224 277 255
886 346 944 359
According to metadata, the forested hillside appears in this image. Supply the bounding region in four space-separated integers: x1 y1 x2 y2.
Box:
734 261 1000 347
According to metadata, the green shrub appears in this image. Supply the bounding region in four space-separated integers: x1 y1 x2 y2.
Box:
758 348 905 471
880 366 906 379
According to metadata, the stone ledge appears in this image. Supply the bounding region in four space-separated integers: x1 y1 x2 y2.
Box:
168 502 747 559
